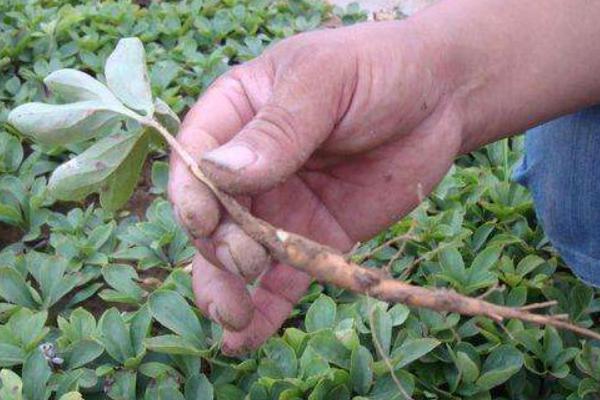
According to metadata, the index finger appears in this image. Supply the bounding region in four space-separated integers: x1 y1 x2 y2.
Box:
169 65 263 238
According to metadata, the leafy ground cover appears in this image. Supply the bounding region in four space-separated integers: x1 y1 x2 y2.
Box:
1 1 600 399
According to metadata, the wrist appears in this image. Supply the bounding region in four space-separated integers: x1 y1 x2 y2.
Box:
412 0 600 154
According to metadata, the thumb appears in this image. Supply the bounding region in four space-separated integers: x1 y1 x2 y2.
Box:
200 65 345 194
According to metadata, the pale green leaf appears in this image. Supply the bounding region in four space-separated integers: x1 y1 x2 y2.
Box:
48 132 142 202
262 338 297 378
8 101 118 145
105 37 154 115
44 69 120 105
0 369 23 400
305 295 336 333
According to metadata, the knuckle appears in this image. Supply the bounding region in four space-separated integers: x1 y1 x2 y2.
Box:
251 103 300 154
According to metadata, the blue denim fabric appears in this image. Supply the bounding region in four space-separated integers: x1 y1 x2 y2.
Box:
513 105 600 287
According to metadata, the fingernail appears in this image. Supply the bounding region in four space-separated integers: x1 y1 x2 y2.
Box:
216 244 240 275
203 145 257 171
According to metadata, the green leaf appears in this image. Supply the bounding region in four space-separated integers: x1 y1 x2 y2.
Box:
100 308 134 363
369 371 414 400
48 132 143 202
439 247 466 285
44 69 120 104
22 350 51 400
0 132 23 173
576 342 600 380
578 378 600 398
514 329 543 358
65 339 104 370
101 264 144 304
19 311 48 350
66 283 103 308
150 160 169 194
0 267 37 308
570 283 593 321
0 203 22 226
130 305 152 356
59 308 97 342
214 384 245 400
148 290 204 347
305 295 336 333
350 345 373 395
515 255 544 277
145 376 186 400
0 369 23 400
139 362 181 380
388 304 410 326
456 351 480 383
371 306 392 358
107 370 136 400
506 286 527 307
29 255 78 308
476 345 524 391
54 369 86 398
470 245 502 271
391 338 440 370
8 101 118 145
99 130 152 211
105 37 154 115
307 330 351 369
144 335 206 356
0 344 25 367
262 338 297 378
542 327 563 363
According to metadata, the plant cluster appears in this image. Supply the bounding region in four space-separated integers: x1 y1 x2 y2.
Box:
1 1 600 400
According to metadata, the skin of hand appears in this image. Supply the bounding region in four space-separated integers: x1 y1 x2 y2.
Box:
169 0 600 355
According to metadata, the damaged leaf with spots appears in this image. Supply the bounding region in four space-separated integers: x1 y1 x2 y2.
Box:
48 131 145 202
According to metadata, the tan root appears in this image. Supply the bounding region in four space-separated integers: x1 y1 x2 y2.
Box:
148 119 600 341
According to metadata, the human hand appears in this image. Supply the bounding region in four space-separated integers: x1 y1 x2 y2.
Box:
169 20 464 354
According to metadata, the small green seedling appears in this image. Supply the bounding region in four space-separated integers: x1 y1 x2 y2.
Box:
8 38 180 211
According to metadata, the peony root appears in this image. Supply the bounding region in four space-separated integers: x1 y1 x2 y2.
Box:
148 119 600 341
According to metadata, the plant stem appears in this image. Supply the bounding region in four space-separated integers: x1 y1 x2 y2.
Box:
145 118 600 342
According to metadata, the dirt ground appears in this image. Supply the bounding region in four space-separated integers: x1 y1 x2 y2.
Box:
328 0 436 18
